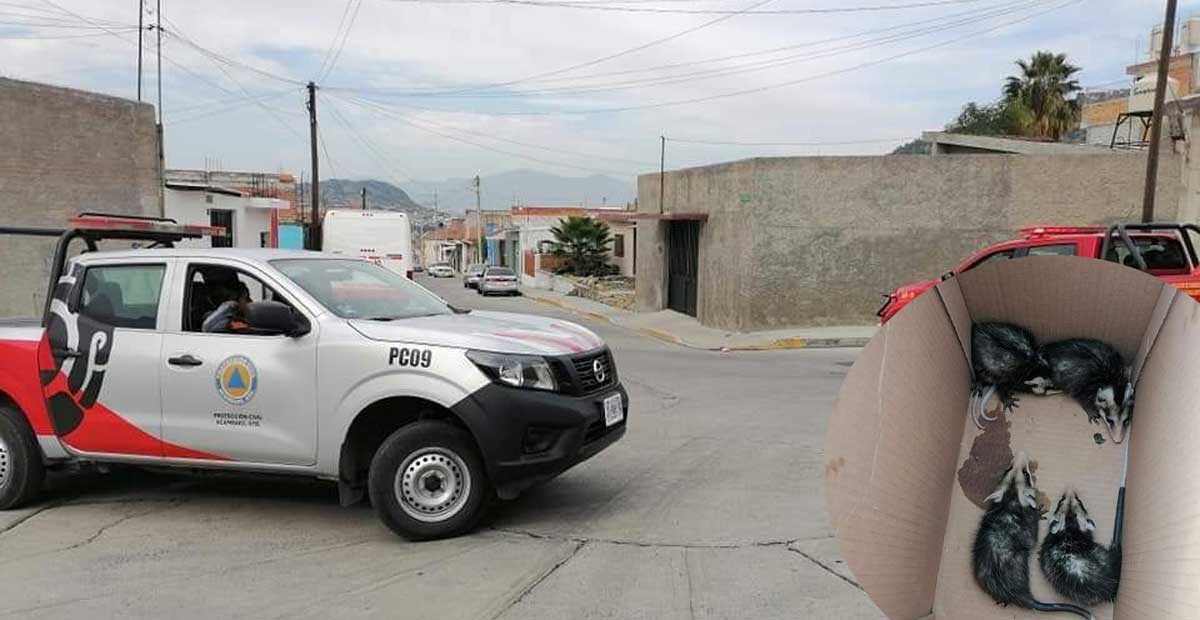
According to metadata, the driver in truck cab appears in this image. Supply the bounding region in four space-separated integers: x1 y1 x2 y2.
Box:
199 271 252 334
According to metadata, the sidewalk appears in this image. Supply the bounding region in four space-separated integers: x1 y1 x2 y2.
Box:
521 287 876 350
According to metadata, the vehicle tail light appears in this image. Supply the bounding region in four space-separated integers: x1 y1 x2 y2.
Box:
406 270 414 279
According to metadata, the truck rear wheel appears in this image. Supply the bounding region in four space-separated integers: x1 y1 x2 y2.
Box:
0 405 45 510
368 420 489 540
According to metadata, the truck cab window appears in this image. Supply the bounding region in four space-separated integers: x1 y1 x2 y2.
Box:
78 264 165 329
1026 244 1076 257
966 249 1016 271
185 265 289 333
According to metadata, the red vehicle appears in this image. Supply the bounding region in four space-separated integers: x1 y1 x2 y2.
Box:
878 223 1200 324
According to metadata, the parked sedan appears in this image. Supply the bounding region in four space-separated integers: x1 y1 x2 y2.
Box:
478 266 520 296
463 263 486 288
427 262 455 278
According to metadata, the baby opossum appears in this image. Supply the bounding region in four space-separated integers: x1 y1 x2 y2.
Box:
970 322 1051 429
1039 489 1121 607
1040 338 1134 443
972 452 1094 620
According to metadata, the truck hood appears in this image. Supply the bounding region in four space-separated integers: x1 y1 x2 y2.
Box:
347 310 604 355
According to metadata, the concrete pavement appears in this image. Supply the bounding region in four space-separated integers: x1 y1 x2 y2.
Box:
517 285 877 351
0 276 882 620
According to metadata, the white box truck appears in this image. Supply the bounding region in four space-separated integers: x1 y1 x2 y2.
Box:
322 209 414 279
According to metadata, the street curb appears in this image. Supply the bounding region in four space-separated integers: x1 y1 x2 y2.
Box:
524 290 870 351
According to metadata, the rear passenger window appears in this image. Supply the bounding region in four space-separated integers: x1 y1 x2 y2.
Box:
78 264 166 329
1026 244 1076 257
966 249 1016 271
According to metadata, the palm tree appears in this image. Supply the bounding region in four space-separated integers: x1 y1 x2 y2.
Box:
550 216 614 276
1003 51 1081 140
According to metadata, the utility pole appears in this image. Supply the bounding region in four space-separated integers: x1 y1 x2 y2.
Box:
659 136 666 215
473 175 483 264
306 81 320 249
155 0 163 216
1143 0 1179 223
136 0 143 101
361 186 367 210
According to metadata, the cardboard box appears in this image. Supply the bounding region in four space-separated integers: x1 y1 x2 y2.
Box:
825 256 1200 620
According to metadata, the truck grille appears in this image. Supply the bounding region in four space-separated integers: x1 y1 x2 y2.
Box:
573 349 615 394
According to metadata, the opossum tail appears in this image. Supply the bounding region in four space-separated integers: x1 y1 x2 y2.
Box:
1027 598 1095 620
973 384 998 428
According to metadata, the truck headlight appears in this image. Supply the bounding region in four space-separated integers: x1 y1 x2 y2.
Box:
467 350 557 391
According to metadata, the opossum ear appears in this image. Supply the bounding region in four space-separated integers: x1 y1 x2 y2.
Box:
1050 518 1064 534
1076 513 1096 532
985 488 1005 504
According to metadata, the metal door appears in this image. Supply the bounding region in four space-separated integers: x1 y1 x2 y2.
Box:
667 221 699 317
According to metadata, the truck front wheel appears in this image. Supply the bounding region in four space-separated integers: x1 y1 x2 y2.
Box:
368 421 489 540
0 405 45 510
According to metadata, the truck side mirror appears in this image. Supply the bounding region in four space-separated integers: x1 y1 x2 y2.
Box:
245 300 310 337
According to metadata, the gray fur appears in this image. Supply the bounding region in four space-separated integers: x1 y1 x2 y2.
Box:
1040 490 1121 607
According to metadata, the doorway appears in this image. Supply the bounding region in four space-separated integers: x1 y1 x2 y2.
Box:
667 221 699 317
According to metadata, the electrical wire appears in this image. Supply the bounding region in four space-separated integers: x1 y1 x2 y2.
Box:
161 29 304 85
160 15 307 141
335 93 645 176
665 136 912 146
316 0 362 82
355 0 1081 116
379 0 1052 99
318 0 363 82
389 0 986 14
328 0 1034 96
419 0 780 97
323 97 424 186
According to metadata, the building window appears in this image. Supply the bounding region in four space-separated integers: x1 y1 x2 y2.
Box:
210 209 234 248
613 234 625 258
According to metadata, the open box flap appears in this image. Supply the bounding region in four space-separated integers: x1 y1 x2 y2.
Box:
825 286 971 619
1116 292 1200 618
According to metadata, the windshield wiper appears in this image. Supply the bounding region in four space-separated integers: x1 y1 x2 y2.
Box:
362 316 398 322
449 305 472 314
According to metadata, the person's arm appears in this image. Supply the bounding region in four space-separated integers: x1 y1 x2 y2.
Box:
202 300 238 333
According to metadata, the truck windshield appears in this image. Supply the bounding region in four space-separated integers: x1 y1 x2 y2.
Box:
272 258 451 320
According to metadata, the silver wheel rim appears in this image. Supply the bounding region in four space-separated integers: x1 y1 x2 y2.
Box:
394 447 471 523
0 435 10 489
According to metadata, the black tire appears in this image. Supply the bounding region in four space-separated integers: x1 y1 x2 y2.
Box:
0 405 45 510
368 421 490 540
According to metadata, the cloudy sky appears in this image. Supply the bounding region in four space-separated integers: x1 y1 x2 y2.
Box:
0 0 1177 198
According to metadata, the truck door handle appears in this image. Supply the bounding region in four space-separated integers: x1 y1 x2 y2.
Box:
53 348 82 359
167 354 203 367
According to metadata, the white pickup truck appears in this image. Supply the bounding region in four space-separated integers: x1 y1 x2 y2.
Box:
0 215 627 539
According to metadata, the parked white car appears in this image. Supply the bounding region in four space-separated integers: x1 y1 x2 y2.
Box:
427 263 455 278
478 266 520 296
462 263 486 288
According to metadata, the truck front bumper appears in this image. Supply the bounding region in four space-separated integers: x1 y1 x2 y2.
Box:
451 382 628 500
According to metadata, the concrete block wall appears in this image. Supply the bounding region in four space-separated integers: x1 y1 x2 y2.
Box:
0 78 160 318
638 150 1183 330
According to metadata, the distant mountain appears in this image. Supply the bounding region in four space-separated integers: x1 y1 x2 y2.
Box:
307 178 423 211
419 169 636 212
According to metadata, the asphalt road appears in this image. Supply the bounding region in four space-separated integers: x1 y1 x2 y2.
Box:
0 274 881 620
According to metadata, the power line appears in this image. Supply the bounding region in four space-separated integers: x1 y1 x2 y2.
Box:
160 15 307 142
665 136 912 146
380 0 1051 99
160 29 303 85
323 96 424 186
358 0 1079 116
420 0 780 96
389 0 986 14
339 92 657 166
336 93 644 176
319 0 363 82
316 0 362 82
